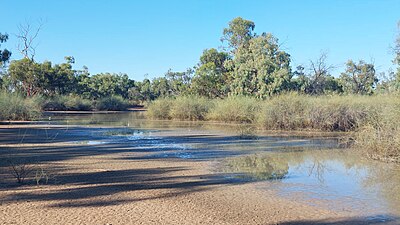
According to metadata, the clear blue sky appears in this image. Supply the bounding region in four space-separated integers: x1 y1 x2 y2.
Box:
2 0 400 80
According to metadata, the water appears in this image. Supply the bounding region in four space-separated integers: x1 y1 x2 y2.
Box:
44 111 400 220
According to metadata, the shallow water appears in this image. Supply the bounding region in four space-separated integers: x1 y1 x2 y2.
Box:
45 111 400 221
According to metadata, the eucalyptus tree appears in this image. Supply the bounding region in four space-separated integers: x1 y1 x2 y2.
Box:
225 33 292 98
191 48 230 98
0 32 12 88
221 17 255 53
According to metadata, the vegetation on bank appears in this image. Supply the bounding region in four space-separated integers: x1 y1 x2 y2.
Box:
0 92 131 121
147 94 400 163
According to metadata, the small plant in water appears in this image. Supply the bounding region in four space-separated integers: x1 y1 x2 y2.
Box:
34 167 50 185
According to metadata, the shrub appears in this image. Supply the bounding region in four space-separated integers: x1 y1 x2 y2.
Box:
208 95 260 123
96 95 129 111
147 97 174 119
0 92 41 121
170 95 212 120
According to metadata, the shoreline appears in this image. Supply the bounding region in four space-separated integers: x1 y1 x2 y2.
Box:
0 123 397 224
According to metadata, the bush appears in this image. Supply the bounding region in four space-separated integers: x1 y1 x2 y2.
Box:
147 98 174 119
96 95 129 111
208 95 260 123
0 92 41 121
169 96 212 120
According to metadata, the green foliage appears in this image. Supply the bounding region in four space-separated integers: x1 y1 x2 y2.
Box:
7 58 78 97
340 60 377 95
207 95 260 123
165 69 193 96
0 33 11 66
0 91 41 120
96 95 129 111
221 17 255 51
225 34 292 98
191 48 230 98
88 73 132 99
151 77 171 98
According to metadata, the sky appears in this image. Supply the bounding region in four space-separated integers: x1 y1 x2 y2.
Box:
2 0 400 80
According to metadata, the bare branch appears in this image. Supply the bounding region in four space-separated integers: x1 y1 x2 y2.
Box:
16 20 43 61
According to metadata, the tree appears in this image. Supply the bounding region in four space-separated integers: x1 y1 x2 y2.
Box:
165 68 193 96
88 73 132 99
151 77 171 98
225 33 292 98
340 60 377 95
0 32 12 88
221 17 255 52
300 53 342 95
191 48 230 98
0 33 12 66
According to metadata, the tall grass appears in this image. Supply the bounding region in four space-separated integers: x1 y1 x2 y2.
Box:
352 98 400 163
257 94 378 131
146 97 174 119
147 96 212 120
169 96 212 120
0 92 41 121
43 95 92 111
95 95 129 111
207 95 261 123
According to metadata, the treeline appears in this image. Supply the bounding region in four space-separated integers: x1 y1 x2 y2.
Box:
1 17 400 105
